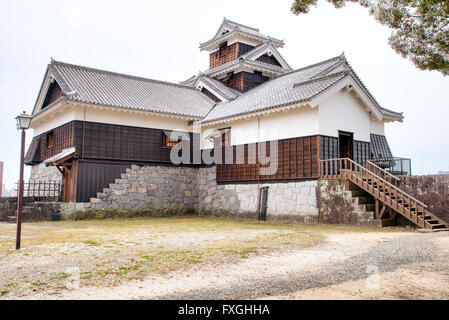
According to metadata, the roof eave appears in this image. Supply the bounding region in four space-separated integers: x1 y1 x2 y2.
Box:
199 30 284 51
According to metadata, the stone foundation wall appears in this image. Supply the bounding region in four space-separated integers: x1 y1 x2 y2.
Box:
398 174 449 223
90 165 199 210
318 180 378 226
0 197 61 222
199 167 319 222
30 163 62 182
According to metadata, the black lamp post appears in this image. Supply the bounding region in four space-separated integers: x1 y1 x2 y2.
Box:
15 111 32 250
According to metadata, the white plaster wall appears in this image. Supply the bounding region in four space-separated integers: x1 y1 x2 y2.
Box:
370 118 385 135
75 106 191 131
318 88 371 142
200 106 319 149
32 106 77 136
31 104 192 137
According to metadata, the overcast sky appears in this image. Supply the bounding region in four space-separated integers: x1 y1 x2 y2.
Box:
1 0 448 190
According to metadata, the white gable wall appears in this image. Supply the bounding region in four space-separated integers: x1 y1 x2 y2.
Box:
200 105 318 149
370 118 385 135
318 88 372 142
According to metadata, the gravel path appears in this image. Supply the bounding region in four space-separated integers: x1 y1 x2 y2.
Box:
21 230 449 300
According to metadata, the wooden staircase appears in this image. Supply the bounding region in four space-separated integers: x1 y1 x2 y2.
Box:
320 158 449 232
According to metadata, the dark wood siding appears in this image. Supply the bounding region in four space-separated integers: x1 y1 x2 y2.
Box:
209 42 255 69
201 87 221 102
237 43 255 56
209 42 238 69
76 160 131 202
319 135 370 165
353 140 370 165
370 134 393 160
73 121 198 164
25 121 75 165
41 81 63 110
240 71 269 92
216 135 320 183
26 120 199 165
319 136 339 160
222 71 270 92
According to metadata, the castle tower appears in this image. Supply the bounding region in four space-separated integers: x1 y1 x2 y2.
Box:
182 18 292 101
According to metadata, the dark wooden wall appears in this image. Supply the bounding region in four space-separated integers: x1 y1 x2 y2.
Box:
41 81 62 110
201 87 221 102
370 134 393 160
76 160 131 202
353 140 370 166
238 43 255 56
256 54 282 67
319 136 339 160
26 120 199 165
222 71 270 92
209 42 255 69
25 121 75 164
319 135 371 166
216 135 320 183
210 42 239 69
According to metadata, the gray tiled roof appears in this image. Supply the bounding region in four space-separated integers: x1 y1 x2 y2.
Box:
201 54 403 123
200 18 284 50
43 60 216 118
201 55 349 122
380 107 403 120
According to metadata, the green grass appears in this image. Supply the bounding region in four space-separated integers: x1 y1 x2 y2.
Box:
82 240 101 246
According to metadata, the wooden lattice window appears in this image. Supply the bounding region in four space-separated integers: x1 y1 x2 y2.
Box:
162 132 181 148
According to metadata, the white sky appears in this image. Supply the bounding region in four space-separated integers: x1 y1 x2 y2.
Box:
1 0 448 190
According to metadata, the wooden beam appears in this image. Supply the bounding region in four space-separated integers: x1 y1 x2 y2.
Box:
379 203 387 219
55 165 64 175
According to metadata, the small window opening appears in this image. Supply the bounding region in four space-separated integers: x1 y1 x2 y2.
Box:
47 131 54 148
162 132 181 148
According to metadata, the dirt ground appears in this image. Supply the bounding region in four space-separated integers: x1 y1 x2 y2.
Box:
0 217 448 300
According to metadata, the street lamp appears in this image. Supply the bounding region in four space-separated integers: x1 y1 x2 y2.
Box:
15 111 32 250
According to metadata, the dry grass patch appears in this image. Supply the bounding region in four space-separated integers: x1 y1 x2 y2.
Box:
0 216 409 298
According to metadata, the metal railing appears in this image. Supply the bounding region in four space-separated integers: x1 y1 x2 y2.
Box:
15 180 62 201
370 157 411 176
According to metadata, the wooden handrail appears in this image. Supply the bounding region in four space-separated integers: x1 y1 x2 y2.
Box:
320 158 449 230
320 158 427 208
366 160 400 182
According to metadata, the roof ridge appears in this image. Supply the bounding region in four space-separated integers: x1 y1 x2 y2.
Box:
269 54 344 81
51 60 199 92
223 18 260 32
293 70 350 88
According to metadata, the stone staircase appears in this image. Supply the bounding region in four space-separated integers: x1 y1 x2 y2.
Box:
319 179 380 226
